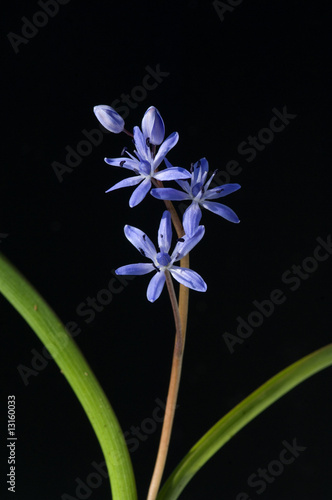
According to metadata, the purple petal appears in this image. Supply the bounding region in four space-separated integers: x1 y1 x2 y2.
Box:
150 187 190 201
104 157 139 171
163 159 190 192
124 225 157 260
147 272 166 302
170 267 207 292
176 179 191 192
158 210 172 253
105 176 142 193
192 158 209 188
154 167 191 181
201 201 240 223
182 202 203 237
153 132 179 168
204 183 241 200
115 263 154 275
133 126 149 162
129 178 152 207
142 106 165 145
171 225 205 261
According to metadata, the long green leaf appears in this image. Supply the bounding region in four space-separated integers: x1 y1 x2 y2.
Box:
158 343 332 499
0 253 137 500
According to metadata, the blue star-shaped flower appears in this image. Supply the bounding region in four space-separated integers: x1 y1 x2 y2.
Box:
115 211 207 302
151 158 241 236
104 107 190 207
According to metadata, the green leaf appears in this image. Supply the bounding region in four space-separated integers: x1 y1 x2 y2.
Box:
158 343 332 499
0 253 137 500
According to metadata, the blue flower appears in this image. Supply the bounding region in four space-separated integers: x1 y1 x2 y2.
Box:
104 107 190 207
115 211 207 302
93 105 125 133
151 158 241 236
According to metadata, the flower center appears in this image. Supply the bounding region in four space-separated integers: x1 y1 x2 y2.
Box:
191 184 203 201
156 251 171 269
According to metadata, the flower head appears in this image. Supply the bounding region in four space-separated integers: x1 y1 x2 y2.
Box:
93 105 125 133
104 107 190 207
151 158 241 236
115 211 207 302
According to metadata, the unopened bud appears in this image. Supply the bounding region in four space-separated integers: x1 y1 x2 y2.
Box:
141 106 165 145
93 105 125 133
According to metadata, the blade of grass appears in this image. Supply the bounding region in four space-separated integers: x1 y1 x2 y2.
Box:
0 253 137 500
158 343 332 500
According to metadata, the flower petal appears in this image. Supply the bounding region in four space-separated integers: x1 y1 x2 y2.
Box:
133 126 149 162
129 178 152 207
170 267 207 292
182 202 203 237
171 225 205 261
154 167 191 181
158 210 172 253
105 176 142 193
147 271 166 302
204 183 241 200
176 179 191 192
153 132 179 168
104 157 139 171
201 201 240 223
192 158 209 188
150 188 190 201
115 263 154 275
163 158 191 193
124 225 157 260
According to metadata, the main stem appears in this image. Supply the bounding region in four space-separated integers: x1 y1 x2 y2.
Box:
147 195 189 500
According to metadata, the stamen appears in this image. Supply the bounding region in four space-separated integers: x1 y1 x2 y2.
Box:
121 147 128 156
177 237 185 242
139 248 146 257
120 160 126 167
152 263 160 272
146 137 151 147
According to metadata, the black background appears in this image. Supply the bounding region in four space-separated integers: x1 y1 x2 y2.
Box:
1 1 332 499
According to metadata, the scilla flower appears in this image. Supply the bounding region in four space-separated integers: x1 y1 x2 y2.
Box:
151 158 241 236
103 107 190 207
115 211 207 302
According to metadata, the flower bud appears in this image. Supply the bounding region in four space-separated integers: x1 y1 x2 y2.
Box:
141 106 165 145
93 105 125 134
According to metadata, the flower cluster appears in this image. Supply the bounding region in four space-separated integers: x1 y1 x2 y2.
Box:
94 104 241 301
